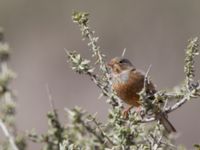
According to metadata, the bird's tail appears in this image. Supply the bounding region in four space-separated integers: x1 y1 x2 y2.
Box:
157 113 176 133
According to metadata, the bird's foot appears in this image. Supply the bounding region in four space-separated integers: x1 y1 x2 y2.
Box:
122 106 134 119
135 106 142 113
135 106 146 118
122 109 129 119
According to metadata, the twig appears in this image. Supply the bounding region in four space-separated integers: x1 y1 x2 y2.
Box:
86 71 121 107
74 14 109 79
144 64 152 88
141 92 193 123
0 119 19 150
152 135 163 150
140 117 155 123
45 84 55 111
160 141 176 149
79 119 105 144
165 96 188 113
121 48 126 57
65 48 122 107
91 117 115 146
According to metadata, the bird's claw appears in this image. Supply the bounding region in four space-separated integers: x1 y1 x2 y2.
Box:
122 109 129 119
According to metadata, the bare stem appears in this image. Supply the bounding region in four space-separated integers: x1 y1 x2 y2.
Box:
0 119 19 150
165 96 188 113
91 117 115 146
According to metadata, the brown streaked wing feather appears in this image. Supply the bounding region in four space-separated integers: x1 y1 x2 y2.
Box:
129 69 156 94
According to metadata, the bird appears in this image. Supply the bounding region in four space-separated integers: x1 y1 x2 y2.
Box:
108 57 176 133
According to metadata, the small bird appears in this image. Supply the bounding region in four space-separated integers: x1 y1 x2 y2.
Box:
108 57 176 133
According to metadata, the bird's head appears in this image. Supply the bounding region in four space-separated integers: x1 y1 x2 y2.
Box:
108 57 135 74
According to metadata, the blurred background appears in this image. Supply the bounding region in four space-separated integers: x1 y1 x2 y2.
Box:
0 0 200 149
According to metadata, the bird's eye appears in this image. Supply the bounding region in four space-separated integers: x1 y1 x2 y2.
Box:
118 58 133 66
119 59 126 64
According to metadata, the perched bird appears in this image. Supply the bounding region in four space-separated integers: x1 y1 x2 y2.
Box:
108 57 176 133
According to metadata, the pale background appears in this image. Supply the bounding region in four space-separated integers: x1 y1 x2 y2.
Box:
0 0 200 149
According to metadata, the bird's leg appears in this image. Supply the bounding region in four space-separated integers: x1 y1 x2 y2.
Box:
122 105 144 119
122 105 134 119
137 106 146 118
134 106 146 118
135 106 142 113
